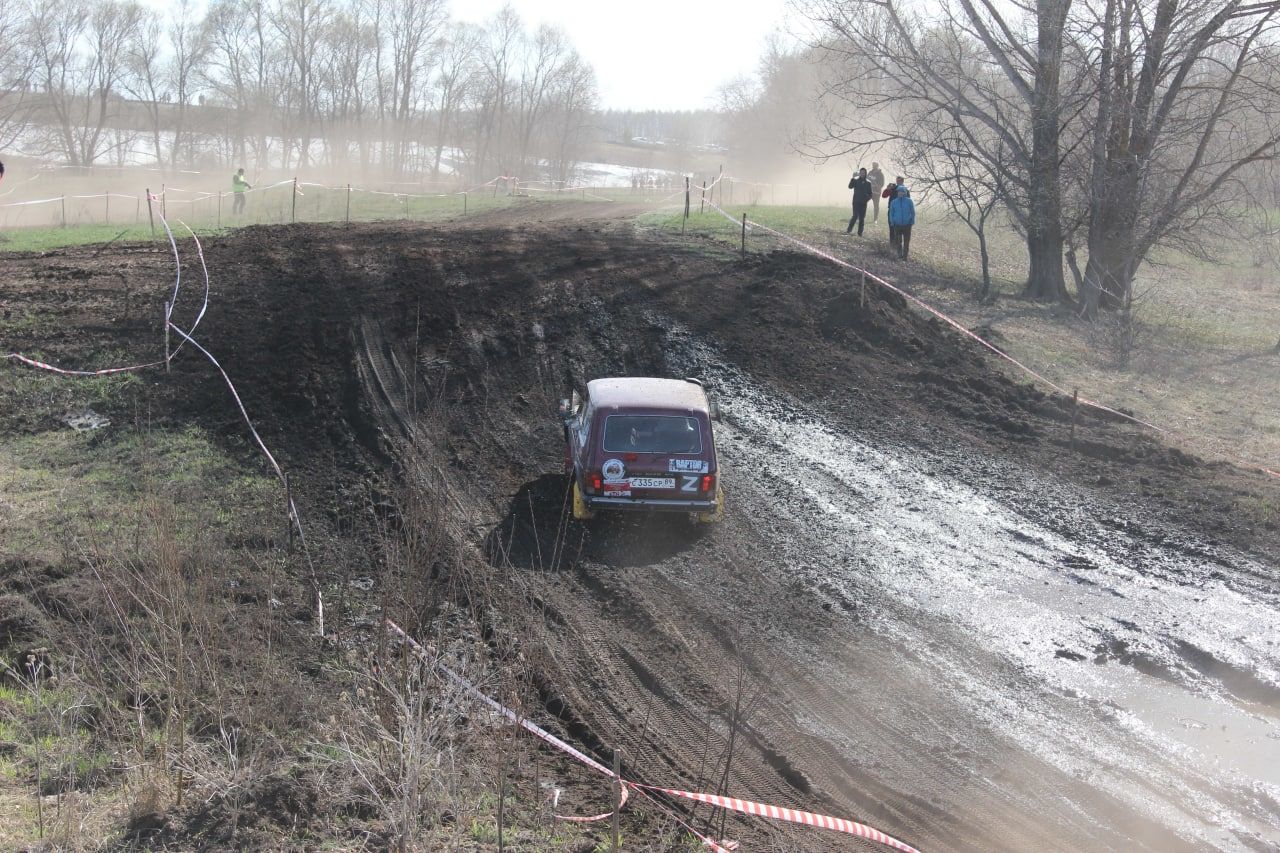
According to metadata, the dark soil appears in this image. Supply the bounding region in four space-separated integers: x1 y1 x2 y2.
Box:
2 207 1276 851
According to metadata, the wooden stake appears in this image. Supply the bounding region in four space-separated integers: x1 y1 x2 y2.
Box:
741 213 747 259
145 188 155 236
291 177 298 222
700 180 706 214
285 473 295 551
345 184 351 222
1070 389 1079 452
611 750 621 852
61 195 67 228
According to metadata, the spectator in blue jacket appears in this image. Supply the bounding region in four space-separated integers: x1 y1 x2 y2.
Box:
888 185 916 260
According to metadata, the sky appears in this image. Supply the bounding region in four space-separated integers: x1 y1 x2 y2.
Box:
451 0 793 111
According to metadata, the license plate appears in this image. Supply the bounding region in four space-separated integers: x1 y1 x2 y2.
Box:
629 477 675 489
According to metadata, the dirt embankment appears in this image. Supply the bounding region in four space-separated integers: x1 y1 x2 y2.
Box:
2 212 1276 851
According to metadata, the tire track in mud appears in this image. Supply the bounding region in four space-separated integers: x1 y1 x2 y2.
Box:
649 324 1279 851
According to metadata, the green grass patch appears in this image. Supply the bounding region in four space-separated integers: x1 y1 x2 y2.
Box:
0 423 281 562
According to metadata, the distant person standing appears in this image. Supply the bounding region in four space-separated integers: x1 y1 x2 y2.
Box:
889 184 916 260
232 168 252 215
845 167 874 236
882 174 903 243
867 162 885 221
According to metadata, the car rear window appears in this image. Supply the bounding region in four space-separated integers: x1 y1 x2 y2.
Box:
602 415 702 454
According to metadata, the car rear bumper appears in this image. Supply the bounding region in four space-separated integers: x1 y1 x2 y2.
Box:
584 495 718 513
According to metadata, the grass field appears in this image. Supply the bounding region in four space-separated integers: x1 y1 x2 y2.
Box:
0 184 525 252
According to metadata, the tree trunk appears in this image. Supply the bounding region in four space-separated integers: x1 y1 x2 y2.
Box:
1021 0 1071 302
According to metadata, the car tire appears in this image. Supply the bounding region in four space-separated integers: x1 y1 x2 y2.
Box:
571 479 596 521
695 484 725 524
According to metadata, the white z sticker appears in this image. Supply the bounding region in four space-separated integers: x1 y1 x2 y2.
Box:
680 475 700 492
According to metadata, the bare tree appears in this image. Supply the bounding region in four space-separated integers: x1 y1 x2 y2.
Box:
803 0 1083 302
1075 0 1280 316
272 0 332 170
204 0 279 169
429 22 480 179
0 9 37 153
167 0 209 169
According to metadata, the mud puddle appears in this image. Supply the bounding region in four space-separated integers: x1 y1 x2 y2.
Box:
656 322 1280 850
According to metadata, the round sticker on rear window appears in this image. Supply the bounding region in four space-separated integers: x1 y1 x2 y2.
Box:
602 458 626 481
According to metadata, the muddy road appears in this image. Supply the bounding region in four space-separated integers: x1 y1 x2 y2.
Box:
3 210 1276 851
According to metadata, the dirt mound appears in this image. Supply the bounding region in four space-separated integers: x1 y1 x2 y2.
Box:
3 216 1276 851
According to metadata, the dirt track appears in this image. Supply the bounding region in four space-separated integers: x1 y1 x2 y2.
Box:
2 204 1277 851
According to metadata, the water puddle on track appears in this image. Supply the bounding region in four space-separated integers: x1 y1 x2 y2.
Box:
660 323 1280 850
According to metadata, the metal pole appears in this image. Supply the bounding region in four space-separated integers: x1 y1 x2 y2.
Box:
700 180 706 215
741 213 747 259
291 177 297 222
146 188 155 236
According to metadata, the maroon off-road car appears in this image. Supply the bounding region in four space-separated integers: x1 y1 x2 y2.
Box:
559 377 723 522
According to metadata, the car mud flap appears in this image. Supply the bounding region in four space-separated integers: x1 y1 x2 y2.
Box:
695 484 725 524
572 479 596 521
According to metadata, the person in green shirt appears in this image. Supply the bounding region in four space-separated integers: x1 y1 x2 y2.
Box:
232 168 252 215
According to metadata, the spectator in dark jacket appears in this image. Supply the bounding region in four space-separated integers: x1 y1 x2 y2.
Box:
845 168 874 236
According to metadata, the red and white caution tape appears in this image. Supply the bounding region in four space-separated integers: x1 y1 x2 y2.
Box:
637 785 918 852
2 352 162 375
384 619 916 852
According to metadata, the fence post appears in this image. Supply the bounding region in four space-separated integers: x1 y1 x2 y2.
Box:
291 177 298 222
145 188 155 236
284 473 295 551
60 195 67 228
741 213 747 259
1070 389 1079 452
346 184 351 222
700 180 706 215
683 177 690 235
611 750 621 852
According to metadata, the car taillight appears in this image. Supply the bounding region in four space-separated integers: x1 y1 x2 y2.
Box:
700 474 715 493
590 473 603 492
